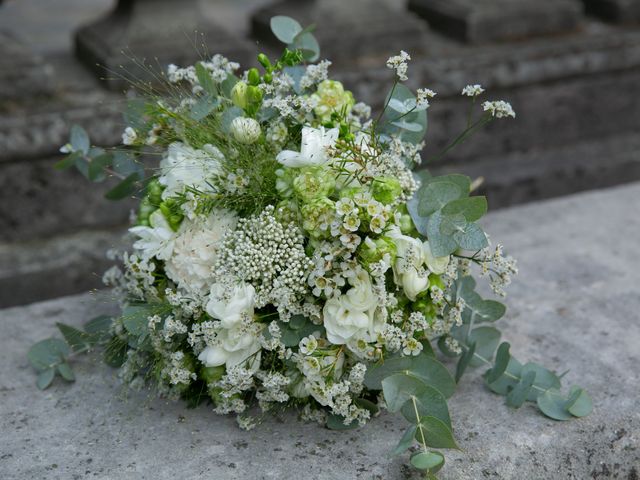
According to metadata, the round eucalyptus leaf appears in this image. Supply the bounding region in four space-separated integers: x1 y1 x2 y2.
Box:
270 16 303 43
410 451 444 470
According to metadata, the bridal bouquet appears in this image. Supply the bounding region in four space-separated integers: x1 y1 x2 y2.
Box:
30 16 591 477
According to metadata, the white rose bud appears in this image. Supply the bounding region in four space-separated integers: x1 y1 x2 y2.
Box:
231 117 261 144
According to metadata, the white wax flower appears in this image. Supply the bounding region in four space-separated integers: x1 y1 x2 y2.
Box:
322 270 380 344
276 126 339 168
164 210 237 295
231 117 262 144
128 210 175 260
159 142 224 199
121 126 137 145
206 281 256 329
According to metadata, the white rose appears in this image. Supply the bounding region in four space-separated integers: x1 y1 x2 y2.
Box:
322 270 380 344
159 142 224 199
276 126 339 168
388 227 430 301
164 210 237 295
206 281 255 329
198 327 261 369
231 117 261 144
423 240 450 274
128 210 175 260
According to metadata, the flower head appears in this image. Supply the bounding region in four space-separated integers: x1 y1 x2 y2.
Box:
276 126 339 168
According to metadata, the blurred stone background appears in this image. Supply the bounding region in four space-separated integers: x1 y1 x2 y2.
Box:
0 0 639 308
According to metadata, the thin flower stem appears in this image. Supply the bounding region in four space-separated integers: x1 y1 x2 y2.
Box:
428 116 492 164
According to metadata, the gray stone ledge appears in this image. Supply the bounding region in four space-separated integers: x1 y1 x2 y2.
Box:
1 183 639 479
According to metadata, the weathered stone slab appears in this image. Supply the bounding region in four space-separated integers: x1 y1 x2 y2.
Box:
407 0 584 43
583 0 640 22
251 0 430 66
75 0 253 90
1 183 639 478
0 30 54 104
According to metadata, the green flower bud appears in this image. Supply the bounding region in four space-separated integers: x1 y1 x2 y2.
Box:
310 80 355 123
257 53 272 70
358 236 397 265
246 85 263 104
275 200 300 224
301 197 335 238
372 177 402 204
263 72 273 84
200 365 225 384
231 81 249 109
137 197 156 224
247 68 261 86
429 274 445 291
293 166 335 202
147 178 164 205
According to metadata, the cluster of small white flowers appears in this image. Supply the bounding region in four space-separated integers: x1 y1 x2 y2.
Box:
121 253 158 300
478 244 518 296
145 124 162 146
263 94 319 120
461 84 485 97
307 240 353 297
258 70 294 96
300 60 332 90
162 315 188 342
163 351 196 385
216 206 313 309
300 404 328 425
416 88 436 109
386 50 411 81
224 169 250 193
402 337 424 356
200 54 240 82
483 100 516 119
265 122 288 145
213 365 255 414
121 126 137 145
188 319 221 353
256 371 291 405
347 363 367 395
445 336 462 355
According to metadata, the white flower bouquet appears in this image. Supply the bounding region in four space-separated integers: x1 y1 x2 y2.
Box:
31 16 591 476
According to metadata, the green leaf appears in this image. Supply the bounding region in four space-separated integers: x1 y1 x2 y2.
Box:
486 342 511 384
57 362 76 382
56 323 93 352
439 213 467 236
190 95 219 121
104 336 128 368
112 151 143 178
486 356 522 395
382 373 427 412
455 342 476 383
567 386 592 417
426 211 459 257
55 151 81 170
105 173 140 200
410 451 445 470
87 153 112 182
354 397 379 416
416 416 459 449
70 125 90 154
220 73 239 98
537 389 573 421
292 32 320 62
84 315 113 341
121 305 154 337
442 196 488 222
195 62 216 96
521 363 561 401
467 327 501 368
391 120 423 132
453 222 488 251
379 84 428 144
28 338 70 372
472 300 506 323
36 369 55 390
326 413 358 430
123 98 148 130
393 425 417 456
364 354 456 398
270 16 303 43
506 370 536 408
400 386 451 429
418 182 463 217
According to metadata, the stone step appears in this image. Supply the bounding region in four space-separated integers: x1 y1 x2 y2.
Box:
0 228 126 308
1 183 637 478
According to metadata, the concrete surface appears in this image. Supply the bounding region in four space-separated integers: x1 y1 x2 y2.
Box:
1 183 639 479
